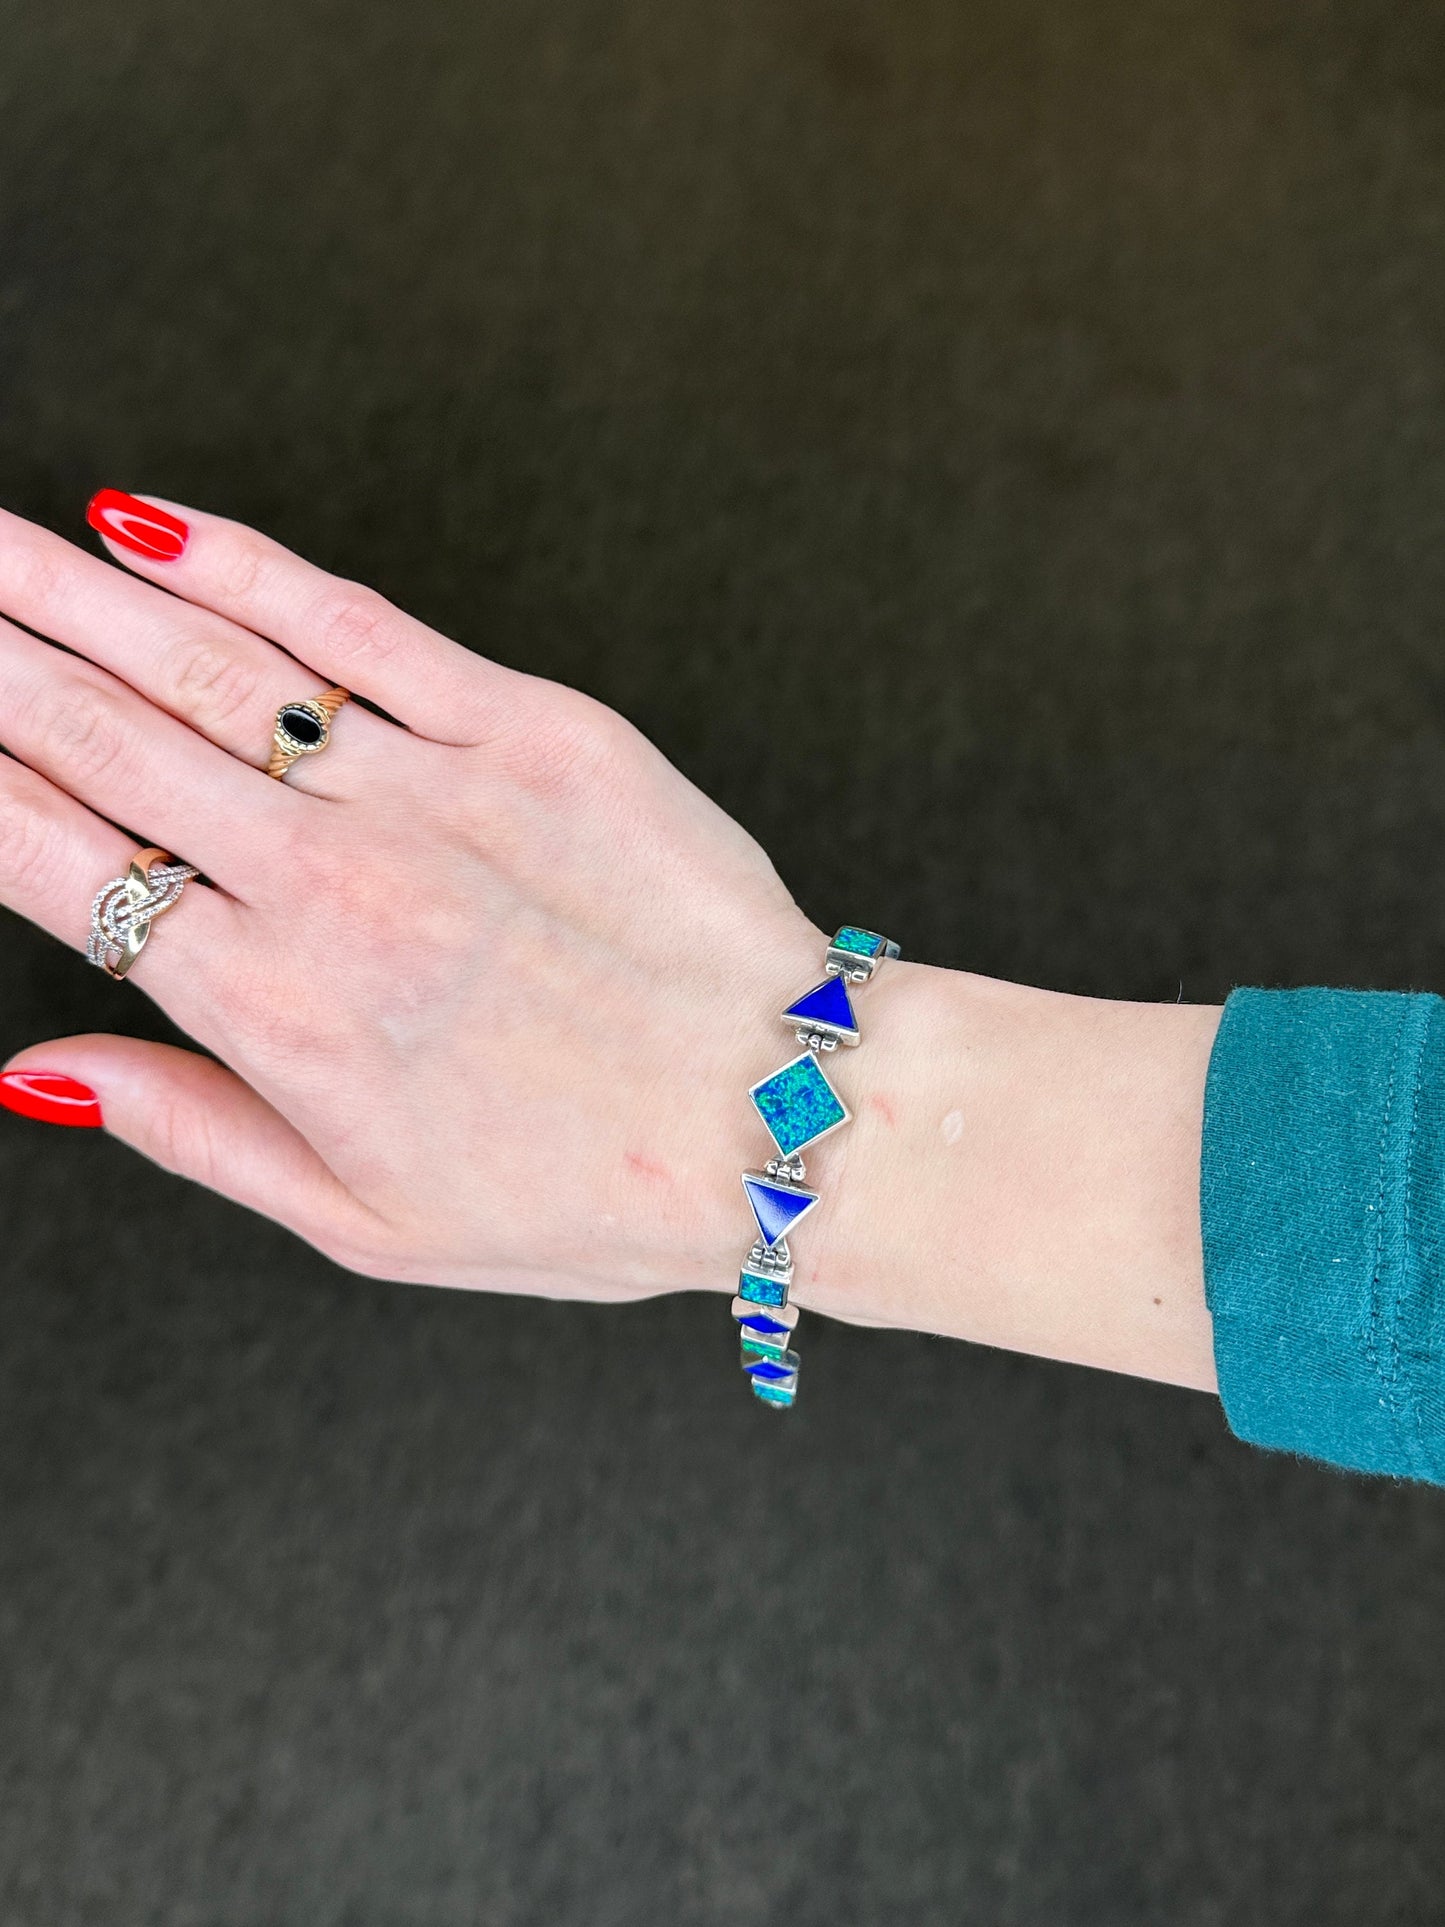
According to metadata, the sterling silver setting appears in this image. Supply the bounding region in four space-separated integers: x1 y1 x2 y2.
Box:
793 1023 851 1051
87 848 198 981
744 1236 793 1274
765 1153 807 1183
825 935 902 984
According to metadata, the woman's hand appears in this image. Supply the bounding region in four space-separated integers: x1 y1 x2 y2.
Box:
0 490 1222 1392
0 492 822 1302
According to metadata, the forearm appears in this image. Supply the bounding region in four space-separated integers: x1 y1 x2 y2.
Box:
799 961 1222 1394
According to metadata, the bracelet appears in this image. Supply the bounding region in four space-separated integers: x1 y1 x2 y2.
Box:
733 924 900 1409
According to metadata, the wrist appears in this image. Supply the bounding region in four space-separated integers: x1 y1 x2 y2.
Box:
800 962 1222 1393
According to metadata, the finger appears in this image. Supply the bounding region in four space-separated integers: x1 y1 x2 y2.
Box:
0 753 249 1069
0 613 296 889
0 745 236 956
0 1035 379 1259
87 490 529 745
0 505 401 794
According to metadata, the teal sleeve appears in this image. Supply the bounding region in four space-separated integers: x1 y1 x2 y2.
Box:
1202 986 1445 1482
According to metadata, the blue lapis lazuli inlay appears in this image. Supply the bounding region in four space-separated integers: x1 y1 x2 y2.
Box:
746 1355 798 1382
742 1174 818 1247
738 1268 788 1307
833 925 884 957
750 1053 848 1158
739 1312 791 1337
783 974 858 1035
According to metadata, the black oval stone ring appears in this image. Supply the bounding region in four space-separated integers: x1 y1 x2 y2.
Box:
266 687 350 781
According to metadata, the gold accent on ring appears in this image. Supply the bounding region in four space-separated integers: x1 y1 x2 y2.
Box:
267 686 351 781
87 847 198 981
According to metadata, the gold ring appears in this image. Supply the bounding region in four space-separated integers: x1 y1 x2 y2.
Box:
267 687 350 780
87 847 198 981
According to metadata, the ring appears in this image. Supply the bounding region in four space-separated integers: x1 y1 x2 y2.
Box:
267 687 350 780
87 847 198 981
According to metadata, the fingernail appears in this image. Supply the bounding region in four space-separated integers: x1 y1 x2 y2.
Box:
0 1070 103 1128
86 488 189 561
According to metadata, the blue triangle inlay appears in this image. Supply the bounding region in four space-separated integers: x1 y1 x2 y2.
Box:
739 1313 790 1336
745 1358 795 1382
742 1173 819 1247
783 974 857 1034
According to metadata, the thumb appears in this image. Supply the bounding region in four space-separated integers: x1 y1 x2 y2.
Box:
0 1034 369 1254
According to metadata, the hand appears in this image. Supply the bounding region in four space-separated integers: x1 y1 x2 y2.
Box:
0 492 823 1302
0 490 1222 1393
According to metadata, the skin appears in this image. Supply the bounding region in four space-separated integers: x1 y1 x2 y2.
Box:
0 499 1221 1394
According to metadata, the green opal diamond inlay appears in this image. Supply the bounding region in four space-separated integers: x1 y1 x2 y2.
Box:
750 1052 848 1158
833 925 884 957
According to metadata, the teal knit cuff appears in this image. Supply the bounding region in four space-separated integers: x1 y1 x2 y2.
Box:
1202 986 1445 1483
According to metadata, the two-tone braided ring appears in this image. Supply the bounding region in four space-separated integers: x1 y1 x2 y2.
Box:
87 847 199 981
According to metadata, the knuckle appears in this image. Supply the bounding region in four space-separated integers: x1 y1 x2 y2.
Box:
309 583 400 665
213 534 268 604
0 539 67 615
27 683 133 787
502 690 635 800
0 787 58 896
145 1090 215 1184
170 635 262 733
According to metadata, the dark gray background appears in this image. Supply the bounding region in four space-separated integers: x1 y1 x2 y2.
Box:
3 0 1445 1921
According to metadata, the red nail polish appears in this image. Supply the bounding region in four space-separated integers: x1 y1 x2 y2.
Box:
0 1070 103 1128
86 488 189 561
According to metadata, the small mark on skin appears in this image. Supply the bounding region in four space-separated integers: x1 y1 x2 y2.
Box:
624 1152 671 1184
1153 1297 1162 1306
869 1094 897 1127
941 1108 964 1145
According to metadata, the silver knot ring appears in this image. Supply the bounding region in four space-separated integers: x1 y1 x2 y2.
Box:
87 847 199 981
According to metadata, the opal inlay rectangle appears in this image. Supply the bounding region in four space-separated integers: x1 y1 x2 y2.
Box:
751 1378 797 1408
738 1268 789 1307
832 926 885 957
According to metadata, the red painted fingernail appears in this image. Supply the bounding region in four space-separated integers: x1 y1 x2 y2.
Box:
0 1070 103 1128
86 488 189 561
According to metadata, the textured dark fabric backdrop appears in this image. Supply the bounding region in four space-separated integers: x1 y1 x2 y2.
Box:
4 1 1445 1921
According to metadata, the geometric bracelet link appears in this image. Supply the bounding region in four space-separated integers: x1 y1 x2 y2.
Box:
733 925 899 1410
